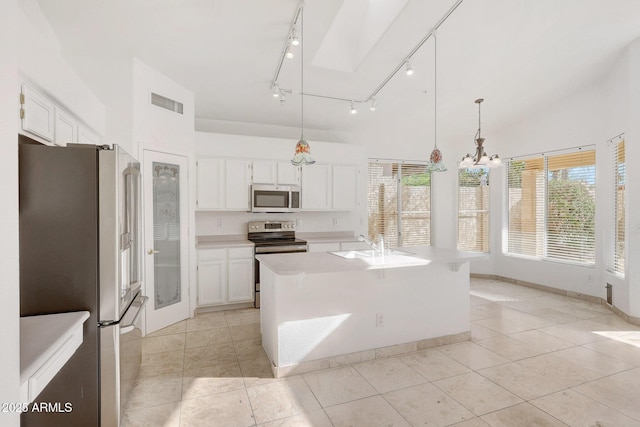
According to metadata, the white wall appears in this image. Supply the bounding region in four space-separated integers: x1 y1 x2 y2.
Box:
0 0 21 424
194 132 368 237
486 46 634 314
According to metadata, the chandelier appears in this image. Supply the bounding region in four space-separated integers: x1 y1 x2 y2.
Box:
459 98 501 169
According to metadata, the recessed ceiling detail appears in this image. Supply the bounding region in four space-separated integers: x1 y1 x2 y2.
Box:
311 0 410 73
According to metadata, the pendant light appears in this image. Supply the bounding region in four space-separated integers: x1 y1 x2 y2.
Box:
291 4 315 166
426 33 447 173
459 98 501 169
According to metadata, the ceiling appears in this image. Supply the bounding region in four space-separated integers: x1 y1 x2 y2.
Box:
35 0 640 150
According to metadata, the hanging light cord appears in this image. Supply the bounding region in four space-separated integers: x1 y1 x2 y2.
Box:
434 33 437 149
300 6 304 140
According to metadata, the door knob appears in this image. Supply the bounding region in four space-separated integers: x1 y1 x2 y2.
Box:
147 248 159 255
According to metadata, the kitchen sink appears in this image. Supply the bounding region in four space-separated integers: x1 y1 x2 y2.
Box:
329 249 414 259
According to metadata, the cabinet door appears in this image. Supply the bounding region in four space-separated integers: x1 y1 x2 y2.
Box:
252 161 277 184
21 83 55 142
196 158 225 209
54 107 78 147
301 164 332 210
197 260 226 306
277 162 301 185
227 258 254 303
332 165 359 210
225 159 252 210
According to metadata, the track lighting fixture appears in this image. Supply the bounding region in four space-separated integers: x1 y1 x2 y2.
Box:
290 28 300 46
350 102 357 114
369 98 377 111
272 85 281 98
279 93 286 106
285 45 294 59
405 61 414 76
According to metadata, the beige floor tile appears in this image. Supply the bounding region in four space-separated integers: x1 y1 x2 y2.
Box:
325 395 409 427
230 323 262 342
126 373 184 411
496 296 567 314
257 409 333 427
234 338 268 362
531 389 640 427
473 315 544 335
352 357 426 393
437 341 510 370
139 349 184 378
549 304 608 320
182 361 245 400
247 376 321 424
146 320 187 337
449 418 490 427
470 323 502 341
240 356 276 387
478 362 568 400
552 346 636 376
480 402 569 426
385 382 475 426
400 348 471 381
433 372 523 416
186 311 228 332
528 307 583 324
142 333 186 355
226 308 261 326
573 367 640 420
303 366 377 407
516 353 603 388
507 329 575 353
185 327 232 348
183 342 237 370
121 401 181 427
180 388 255 427
538 322 608 346
475 335 546 361
583 337 640 366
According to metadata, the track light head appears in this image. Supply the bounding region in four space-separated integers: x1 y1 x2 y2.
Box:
405 61 414 76
369 98 377 111
285 45 294 59
350 102 357 114
272 85 281 98
290 28 300 46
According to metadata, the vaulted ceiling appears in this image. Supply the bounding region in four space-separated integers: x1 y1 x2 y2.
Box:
36 0 640 150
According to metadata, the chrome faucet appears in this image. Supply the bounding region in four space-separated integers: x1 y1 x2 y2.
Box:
359 234 385 256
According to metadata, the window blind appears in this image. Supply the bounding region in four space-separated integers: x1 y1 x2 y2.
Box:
608 137 625 275
458 168 489 252
507 147 595 265
367 161 431 248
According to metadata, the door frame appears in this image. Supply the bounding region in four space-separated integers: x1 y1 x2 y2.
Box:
140 145 196 335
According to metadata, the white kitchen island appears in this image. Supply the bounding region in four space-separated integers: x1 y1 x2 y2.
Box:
256 246 486 377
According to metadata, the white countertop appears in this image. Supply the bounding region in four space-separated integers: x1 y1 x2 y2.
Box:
196 235 254 249
256 246 487 275
20 311 90 403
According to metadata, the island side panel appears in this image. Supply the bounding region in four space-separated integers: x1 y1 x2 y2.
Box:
265 261 471 368
259 265 278 367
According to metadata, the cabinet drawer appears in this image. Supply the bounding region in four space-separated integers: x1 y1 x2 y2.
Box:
228 246 254 259
198 248 226 262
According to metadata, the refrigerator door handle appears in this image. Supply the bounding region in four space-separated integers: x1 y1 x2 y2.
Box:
120 295 148 335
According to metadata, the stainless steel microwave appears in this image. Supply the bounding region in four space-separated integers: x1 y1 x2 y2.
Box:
251 184 301 213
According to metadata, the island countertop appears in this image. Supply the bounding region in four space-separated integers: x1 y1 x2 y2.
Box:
256 245 487 276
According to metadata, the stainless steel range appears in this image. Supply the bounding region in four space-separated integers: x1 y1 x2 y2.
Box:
248 220 307 308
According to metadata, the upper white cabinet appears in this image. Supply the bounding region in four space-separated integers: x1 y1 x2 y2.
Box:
252 160 300 185
54 107 78 147
225 159 252 210
301 164 332 210
20 83 55 142
332 165 359 210
197 158 251 211
277 162 301 185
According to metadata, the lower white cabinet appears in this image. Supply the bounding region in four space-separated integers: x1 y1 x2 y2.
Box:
197 246 254 307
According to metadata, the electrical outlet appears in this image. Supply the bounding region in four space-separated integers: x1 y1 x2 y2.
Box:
375 313 384 327
217 219 223 228
587 273 593 282
333 217 340 226
296 218 302 226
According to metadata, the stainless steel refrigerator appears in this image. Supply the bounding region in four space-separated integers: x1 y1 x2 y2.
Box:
19 136 147 427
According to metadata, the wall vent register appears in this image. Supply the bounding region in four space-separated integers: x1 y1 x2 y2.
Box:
150 92 184 115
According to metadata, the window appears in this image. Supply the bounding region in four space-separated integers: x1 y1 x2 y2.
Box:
608 136 625 275
458 168 489 252
506 146 596 265
367 161 431 248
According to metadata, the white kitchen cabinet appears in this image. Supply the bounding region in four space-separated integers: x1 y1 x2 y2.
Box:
20 83 55 143
54 107 78 147
277 162 301 185
197 246 254 307
332 165 359 210
252 161 278 184
225 159 252 211
196 158 225 209
197 249 227 306
301 163 332 210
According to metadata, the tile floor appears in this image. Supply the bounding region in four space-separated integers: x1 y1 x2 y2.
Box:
122 278 640 427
